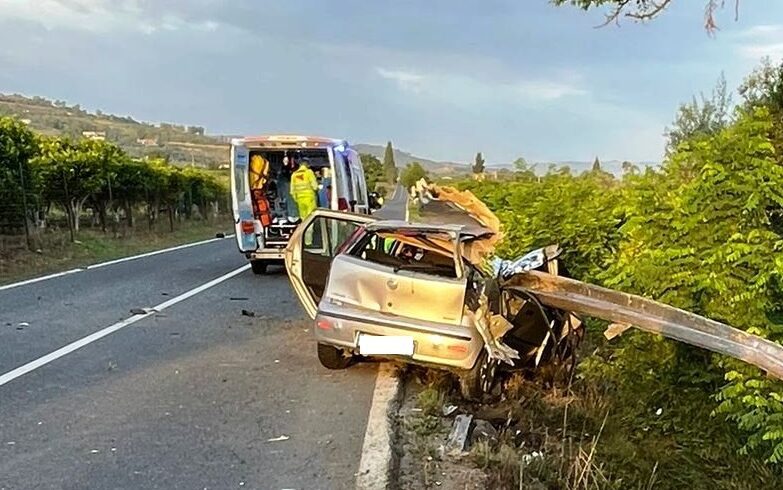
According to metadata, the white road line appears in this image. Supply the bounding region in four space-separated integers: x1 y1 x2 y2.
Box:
0 263 251 388
0 269 84 292
86 234 234 270
355 364 402 490
0 234 234 292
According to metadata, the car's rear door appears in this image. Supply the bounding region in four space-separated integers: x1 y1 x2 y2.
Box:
285 210 376 318
230 141 258 253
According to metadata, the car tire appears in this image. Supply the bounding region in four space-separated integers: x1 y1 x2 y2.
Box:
317 343 353 370
250 260 268 275
458 350 497 401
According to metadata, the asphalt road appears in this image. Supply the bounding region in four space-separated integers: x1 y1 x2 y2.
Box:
0 235 388 488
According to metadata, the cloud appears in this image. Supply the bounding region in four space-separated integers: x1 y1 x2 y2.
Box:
513 80 586 100
0 0 221 34
735 24 783 61
375 68 425 93
375 65 586 105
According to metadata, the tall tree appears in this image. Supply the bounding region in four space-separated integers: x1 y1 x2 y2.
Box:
382 141 397 183
592 156 601 172
472 152 486 174
666 73 732 153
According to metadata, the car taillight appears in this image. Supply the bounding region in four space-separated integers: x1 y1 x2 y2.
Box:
338 197 349 211
447 344 468 354
316 319 333 330
240 220 255 234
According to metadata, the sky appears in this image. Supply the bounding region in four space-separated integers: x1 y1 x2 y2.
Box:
1 0 782 164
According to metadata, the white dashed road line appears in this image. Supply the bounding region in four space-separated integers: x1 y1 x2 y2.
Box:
86 235 233 270
0 269 84 292
0 264 251 388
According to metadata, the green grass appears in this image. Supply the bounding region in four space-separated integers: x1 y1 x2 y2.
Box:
0 217 232 285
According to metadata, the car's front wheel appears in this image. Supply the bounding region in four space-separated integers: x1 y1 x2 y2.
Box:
458 350 498 401
317 343 354 370
250 260 268 275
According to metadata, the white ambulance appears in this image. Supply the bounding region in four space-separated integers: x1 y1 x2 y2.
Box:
230 135 379 273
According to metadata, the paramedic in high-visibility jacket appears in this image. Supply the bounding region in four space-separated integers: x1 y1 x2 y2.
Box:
290 158 318 220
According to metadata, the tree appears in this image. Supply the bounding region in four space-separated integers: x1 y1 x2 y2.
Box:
666 73 733 153
382 141 397 183
591 156 601 172
82 140 127 233
360 153 384 191
399 162 428 189
472 152 486 174
0 117 39 245
621 160 639 175
552 0 738 30
512 157 537 179
35 138 104 239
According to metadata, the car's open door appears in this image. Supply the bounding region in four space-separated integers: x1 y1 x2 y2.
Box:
230 142 259 253
285 210 376 318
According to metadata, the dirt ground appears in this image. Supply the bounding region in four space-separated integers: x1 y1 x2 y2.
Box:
394 370 488 490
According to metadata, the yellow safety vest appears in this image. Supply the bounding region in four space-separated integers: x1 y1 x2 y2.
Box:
291 165 317 196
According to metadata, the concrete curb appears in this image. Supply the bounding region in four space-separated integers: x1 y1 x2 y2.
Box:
355 363 403 490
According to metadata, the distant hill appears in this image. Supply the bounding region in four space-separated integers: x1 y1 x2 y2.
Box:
1 93 657 176
353 143 471 176
0 93 230 168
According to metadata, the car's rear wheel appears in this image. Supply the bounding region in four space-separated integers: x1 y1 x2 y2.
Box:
317 343 354 370
458 350 498 401
250 260 268 275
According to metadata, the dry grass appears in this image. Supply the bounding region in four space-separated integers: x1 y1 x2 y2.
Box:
0 217 230 285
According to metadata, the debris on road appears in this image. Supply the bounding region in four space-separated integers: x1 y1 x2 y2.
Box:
129 307 156 315
267 435 290 442
230 297 249 301
469 419 499 446
444 414 472 455
18 322 29 327
442 405 458 417
241 309 255 317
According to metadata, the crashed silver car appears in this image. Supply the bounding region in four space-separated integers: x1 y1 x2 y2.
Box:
284 209 581 399
286 184 783 400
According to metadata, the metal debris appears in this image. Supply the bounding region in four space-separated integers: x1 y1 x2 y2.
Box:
442 405 458 417
267 435 290 442
445 414 473 455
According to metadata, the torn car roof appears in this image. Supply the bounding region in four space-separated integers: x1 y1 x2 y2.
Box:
366 220 492 239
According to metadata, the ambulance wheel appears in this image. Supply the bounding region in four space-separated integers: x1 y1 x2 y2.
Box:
250 260 268 275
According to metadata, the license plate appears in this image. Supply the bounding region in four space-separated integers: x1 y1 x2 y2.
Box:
358 334 414 356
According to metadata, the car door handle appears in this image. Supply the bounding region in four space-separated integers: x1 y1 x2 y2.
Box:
386 279 398 290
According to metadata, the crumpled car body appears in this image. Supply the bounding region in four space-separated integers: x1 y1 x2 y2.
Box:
286 183 783 399
284 209 578 399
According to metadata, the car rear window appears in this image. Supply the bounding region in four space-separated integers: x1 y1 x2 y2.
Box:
348 231 458 278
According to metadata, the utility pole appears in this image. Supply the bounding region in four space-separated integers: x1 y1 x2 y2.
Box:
18 159 31 250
